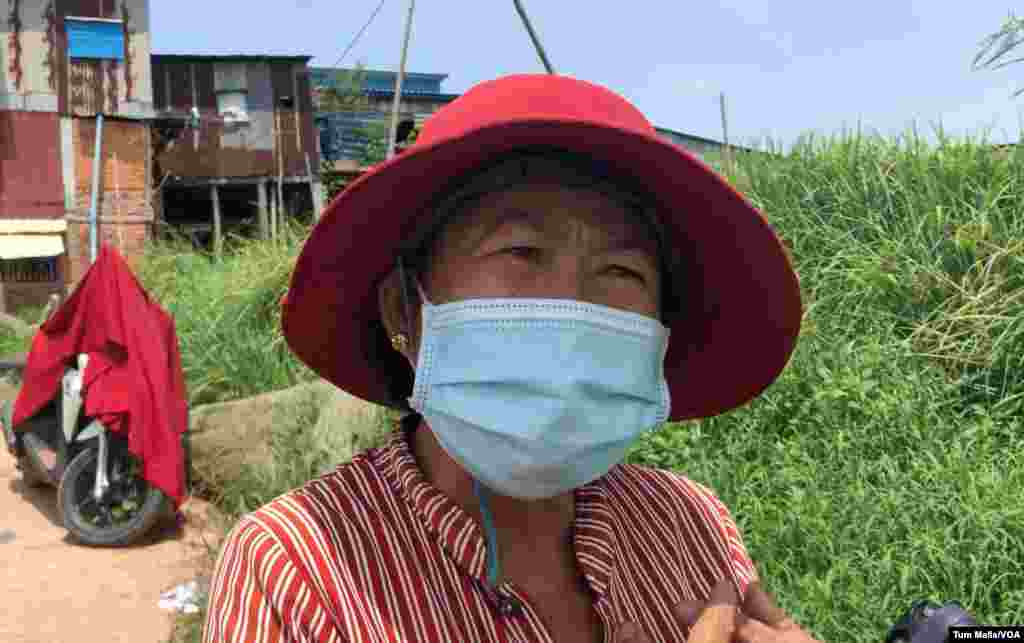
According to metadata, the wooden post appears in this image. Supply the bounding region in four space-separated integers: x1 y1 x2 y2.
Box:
306 153 323 221
292 67 302 154
274 109 286 237
719 92 733 175
257 179 269 240
210 183 222 259
270 182 278 240
278 133 286 234
277 174 285 234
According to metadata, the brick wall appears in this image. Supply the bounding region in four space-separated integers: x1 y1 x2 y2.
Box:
66 117 153 291
64 219 150 292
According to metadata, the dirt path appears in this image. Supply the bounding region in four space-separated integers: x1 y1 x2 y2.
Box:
0 380 224 643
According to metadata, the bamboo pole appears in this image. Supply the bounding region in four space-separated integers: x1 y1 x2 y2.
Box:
211 183 222 260
387 0 416 161
270 181 278 240
258 179 269 240
276 111 285 236
306 153 322 221
719 92 733 175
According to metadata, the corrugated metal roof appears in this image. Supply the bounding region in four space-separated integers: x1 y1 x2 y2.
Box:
310 68 448 82
364 88 461 100
152 53 313 62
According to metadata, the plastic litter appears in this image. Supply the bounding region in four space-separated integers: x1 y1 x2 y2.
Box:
158 579 203 614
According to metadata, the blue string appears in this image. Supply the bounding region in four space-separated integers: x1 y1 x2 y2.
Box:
472 477 501 587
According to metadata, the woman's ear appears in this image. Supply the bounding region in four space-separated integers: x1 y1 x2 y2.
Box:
378 267 421 366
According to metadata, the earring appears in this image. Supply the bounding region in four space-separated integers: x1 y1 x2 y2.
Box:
390 333 410 352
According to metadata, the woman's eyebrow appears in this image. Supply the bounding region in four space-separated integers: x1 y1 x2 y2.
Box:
597 238 657 254
474 208 546 244
493 208 546 231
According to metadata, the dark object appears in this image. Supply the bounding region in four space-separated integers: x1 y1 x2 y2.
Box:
392 119 416 156
395 119 415 145
885 600 979 643
2 244 190 546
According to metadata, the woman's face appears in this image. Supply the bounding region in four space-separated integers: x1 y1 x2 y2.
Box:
424 182 663 318
379 180 664 368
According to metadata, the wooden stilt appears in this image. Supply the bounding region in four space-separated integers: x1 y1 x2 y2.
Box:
211 183 222 259
258 179 269 241
270 184 278 241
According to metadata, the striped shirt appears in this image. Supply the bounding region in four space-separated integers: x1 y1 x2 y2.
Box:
204 416 758 642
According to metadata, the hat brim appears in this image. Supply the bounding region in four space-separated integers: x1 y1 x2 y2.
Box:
283 117 802 421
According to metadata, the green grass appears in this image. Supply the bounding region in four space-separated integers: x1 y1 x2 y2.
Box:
0 327 30 357
165 131 1022 642
135 224 321 408
0 305 40 357
628 130 1024 639
141 225 395 643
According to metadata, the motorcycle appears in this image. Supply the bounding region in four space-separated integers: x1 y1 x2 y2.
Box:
2 352 189 546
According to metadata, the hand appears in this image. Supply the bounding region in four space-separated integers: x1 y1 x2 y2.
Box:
613 578 823 643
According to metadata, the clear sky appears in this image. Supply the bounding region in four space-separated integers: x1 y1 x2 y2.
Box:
151 1 1024 149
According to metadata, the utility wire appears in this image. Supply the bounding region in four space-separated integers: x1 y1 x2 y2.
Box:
329 0 387 69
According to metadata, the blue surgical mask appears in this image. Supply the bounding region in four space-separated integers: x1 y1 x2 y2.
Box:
408 289 672 501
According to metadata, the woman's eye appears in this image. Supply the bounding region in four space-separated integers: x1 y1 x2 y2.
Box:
503 246 540 260
607 265 646 283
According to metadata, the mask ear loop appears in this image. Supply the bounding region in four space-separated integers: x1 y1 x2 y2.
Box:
399 256 501 588
473 478 502 588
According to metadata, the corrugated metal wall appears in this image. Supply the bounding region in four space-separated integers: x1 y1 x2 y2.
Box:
0 111 64 219
152 57 319 179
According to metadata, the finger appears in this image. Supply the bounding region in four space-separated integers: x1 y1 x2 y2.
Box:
686 605 738 643
614 621 654 643
674 577 739 627
741 582 789 628
686 580 740 643
734 614 781 643
674 600 704 628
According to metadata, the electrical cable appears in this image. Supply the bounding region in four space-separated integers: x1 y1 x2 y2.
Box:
328 0 387 68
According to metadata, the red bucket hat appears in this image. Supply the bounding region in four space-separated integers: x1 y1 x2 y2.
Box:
282 74 801 421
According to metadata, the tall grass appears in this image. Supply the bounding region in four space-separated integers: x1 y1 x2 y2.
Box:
135 224 321 407
160 132 1022 642
139 224 395 643
629 131 1024 640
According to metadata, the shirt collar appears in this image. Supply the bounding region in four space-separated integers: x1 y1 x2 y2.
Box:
376 414 619 600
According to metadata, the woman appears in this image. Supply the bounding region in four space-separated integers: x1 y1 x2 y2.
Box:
204 74 814 643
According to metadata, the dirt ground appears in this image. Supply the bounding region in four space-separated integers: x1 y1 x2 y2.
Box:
0 379 225 643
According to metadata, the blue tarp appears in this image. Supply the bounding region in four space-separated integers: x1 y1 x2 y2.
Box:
66 19 125 60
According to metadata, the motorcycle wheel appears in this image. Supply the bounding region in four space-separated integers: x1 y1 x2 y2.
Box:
57 444 171 546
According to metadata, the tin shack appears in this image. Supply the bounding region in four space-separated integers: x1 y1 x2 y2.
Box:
151 54 322 250
0 0 155 313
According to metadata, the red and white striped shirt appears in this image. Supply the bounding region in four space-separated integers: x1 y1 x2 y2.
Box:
204 417 758 642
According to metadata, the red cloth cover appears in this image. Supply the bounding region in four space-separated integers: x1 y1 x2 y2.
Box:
12 244 188 507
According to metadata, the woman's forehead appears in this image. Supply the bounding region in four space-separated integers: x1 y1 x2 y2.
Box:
436 183 662 251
